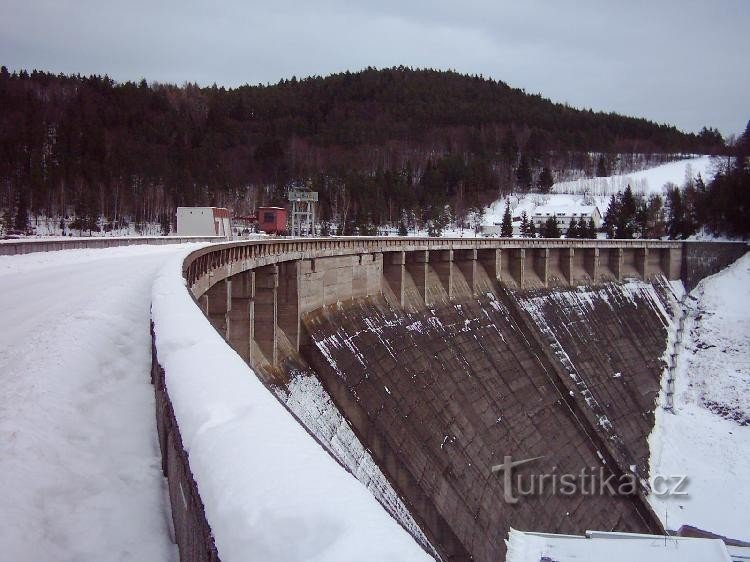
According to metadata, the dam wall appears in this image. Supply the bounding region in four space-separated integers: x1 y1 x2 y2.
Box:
154 237 746 561
301 290 665 561
514 280 680 477
681 241 748 291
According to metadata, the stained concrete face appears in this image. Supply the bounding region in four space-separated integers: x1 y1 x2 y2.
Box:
298 287 667 561
514 279 679 478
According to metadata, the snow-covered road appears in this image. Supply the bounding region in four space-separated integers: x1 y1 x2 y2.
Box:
0 244 202 561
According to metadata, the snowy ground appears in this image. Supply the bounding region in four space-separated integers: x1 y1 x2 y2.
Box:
648 253 750 540
0 244 206 561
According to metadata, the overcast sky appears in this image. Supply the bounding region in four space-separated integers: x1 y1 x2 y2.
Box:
2 0 748 136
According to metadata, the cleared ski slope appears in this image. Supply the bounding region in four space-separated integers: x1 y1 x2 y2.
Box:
0 244 206 561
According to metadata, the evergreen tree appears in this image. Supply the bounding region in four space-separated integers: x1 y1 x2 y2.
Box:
602 195 620 238
527 218 537 238
538 167 554 193
585 217 596 239
565 218 580 238
519 211 529 237
515 156 532 191
666 185 685 239
542 217 561 238
501 200 513 237
573 217 585 238
635 202 649 239
644 194 666 239
617 185 637 238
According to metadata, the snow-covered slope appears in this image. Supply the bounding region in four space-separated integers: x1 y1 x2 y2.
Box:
483 155 717 228
0 245 207 561
552 155 716 197
648 252 750 540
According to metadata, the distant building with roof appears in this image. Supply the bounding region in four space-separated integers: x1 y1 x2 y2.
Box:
532 204 602 231
176 207 231 238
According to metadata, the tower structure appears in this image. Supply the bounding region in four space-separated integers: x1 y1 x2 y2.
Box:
288 184 318 237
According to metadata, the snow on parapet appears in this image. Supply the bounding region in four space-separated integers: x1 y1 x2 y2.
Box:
151 251 431 562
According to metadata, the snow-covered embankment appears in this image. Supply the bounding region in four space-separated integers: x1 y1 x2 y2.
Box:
649 252 750 540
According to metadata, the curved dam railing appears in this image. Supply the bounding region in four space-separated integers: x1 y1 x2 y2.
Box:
153 237 746 561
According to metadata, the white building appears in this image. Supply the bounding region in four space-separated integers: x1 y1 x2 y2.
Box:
532 204 602 232
176 207 232 238
480 216 524 237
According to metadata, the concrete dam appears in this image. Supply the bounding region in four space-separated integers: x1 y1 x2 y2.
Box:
158 238 747 561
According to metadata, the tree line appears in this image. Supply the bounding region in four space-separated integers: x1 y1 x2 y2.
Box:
0 65 728 235
600 122 749 240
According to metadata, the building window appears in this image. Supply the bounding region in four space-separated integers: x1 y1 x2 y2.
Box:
263 212 275 222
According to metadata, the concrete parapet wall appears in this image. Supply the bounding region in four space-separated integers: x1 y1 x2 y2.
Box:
151 326 219 562
0 235 223 255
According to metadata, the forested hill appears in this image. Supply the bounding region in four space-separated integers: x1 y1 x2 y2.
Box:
0 66 726 232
